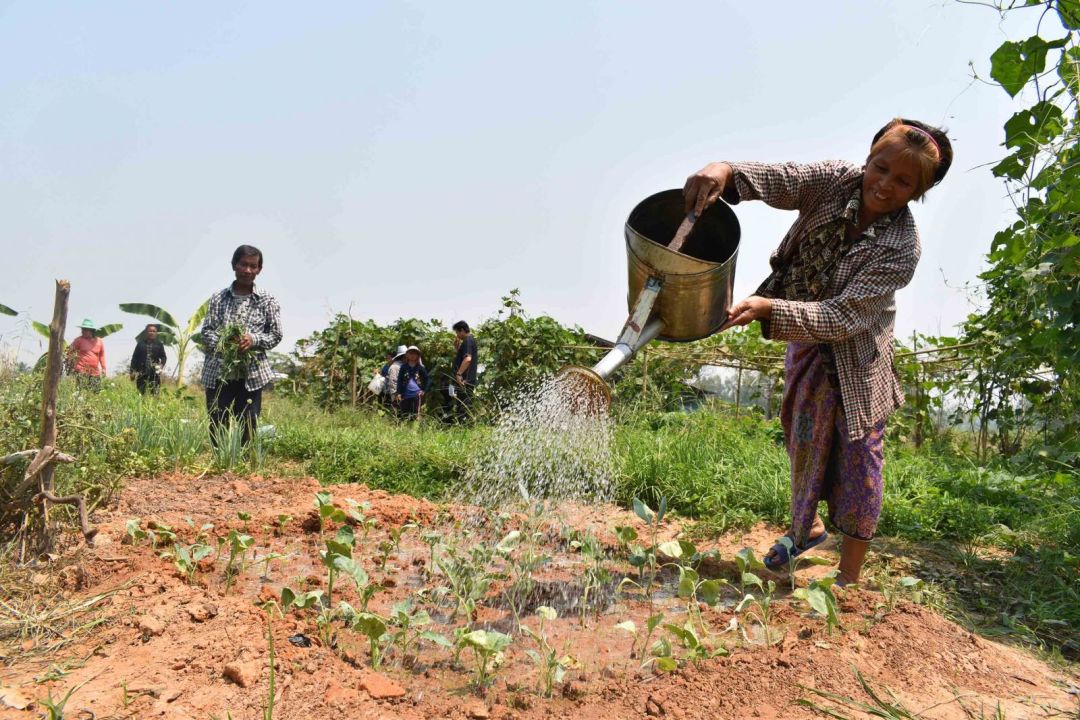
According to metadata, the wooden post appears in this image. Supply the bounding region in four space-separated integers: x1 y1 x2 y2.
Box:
350 356 358 407
734 366 743 417
37 280 69 500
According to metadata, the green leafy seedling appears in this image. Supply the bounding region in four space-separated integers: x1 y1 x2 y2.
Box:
320 525 356 605
274 514 292 536
314 492 346 532
522 606 578 698
735 547 766 596
126 518 148 546
171 542 213 585
457 629 512 688
793 573 843 635
352 612 390 669
224 530 255 594
664 620 728 666
345 499 377 539
775 535 834 590
736 578 780 646
280 587 324 612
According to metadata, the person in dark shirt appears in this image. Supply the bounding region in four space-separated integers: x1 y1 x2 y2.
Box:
394 346 429 419
130 323 168 395
451 320 478 423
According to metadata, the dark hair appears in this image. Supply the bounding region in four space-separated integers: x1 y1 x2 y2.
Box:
231 245 264 269
145 323 158 331
871 118 953 196
452 321 470 333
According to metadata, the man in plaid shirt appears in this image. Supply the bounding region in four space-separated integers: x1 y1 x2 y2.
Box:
684 118 952 586
200 244 282 446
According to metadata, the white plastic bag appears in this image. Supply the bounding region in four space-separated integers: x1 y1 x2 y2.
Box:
368 374 386 395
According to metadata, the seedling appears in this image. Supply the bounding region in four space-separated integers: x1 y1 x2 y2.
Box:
320 525 356 605
664 621 728 667
375 539 395 571
736 576 780 646
496 529 551 632
437 543 497 626
387 600 450 663
224 530 255 594
257 599 281 720
614 612 664 668
184 517 215 544
274 514 292 536
352 612 390 669
628 495 668 600
456 629 512 688
793 572 843 635
170 542 213 585
314 492 346 532
256 552 286 581
572 531 610 625
735 547 766 596
421 531 442 576
146 521 177 548
879 575 927 612
345 499 377 539
521 606 577 697
280 587 324 612
774 536 834 590
125 518 148 546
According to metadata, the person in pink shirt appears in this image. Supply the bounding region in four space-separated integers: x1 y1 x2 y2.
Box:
67 318 106 390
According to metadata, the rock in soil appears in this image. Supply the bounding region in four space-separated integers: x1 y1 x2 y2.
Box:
138 614 166 638
360 671 406 700
223 660 261 688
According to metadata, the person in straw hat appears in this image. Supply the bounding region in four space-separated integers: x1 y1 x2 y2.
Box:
383 345 409 408
394 345 429 419
67 318 107 390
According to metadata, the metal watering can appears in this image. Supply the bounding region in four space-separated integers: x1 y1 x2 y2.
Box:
558 189 740 407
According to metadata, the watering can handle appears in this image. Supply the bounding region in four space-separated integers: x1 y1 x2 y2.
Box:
667 212 697 255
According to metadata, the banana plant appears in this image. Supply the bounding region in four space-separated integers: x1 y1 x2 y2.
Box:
0 303 16 317
119 300 209 387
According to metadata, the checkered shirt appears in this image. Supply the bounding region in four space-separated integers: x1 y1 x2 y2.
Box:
723 160 921 440
199 285 283 391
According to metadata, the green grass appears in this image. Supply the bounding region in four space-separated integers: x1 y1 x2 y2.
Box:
0 372 1077 660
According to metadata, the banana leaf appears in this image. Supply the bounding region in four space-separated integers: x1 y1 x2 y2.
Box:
32 320 51 339
96 323 123 338
185 299 210 336
0 303 16 317
135 327 177 345
119 303 180 330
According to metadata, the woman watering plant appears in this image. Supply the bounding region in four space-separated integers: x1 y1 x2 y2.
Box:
683 118 952 586
199 245 283 446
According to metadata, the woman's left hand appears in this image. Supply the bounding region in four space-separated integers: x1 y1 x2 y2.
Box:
721 296 772 331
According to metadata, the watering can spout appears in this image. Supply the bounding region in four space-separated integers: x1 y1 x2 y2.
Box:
555 277 665 412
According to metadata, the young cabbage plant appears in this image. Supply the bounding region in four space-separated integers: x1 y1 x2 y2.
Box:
572 531 610 625
437 543 496 626
629 496 668 600
420 531 442 577
736 577 780 646
792 572 843 635
313 492 346 533
125 518 148 546
273 514 292 537
351 612 390 669
456 629 512 688
735 548 767 597
774 536 834 591
170 542 213 585
495 529 550 633
280 587 325 613
320 525 357 605
522 606 578 698
224 530 255 594
664 620 729 667
387 600 449 663
345 499 377 540
614 612 665 668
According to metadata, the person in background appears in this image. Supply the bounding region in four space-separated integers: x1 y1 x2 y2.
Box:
67 318 106 390
200 244 283 446
384 345 408 408
450 320 478 423
683 117 952 587
130 323 167 396
394 345 429 419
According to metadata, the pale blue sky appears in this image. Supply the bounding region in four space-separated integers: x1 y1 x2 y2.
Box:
0 1 1058 373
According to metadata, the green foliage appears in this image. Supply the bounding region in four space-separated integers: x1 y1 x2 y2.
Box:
456 629 512 687
964 1 1080 466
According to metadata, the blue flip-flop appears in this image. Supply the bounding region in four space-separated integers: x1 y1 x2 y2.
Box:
763 531 829 570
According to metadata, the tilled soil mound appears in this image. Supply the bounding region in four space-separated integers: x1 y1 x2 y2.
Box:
0 473 1076 720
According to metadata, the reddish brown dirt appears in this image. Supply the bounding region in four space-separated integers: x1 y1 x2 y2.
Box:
1 473 1076 720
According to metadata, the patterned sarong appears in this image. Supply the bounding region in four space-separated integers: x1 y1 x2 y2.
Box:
781 342 885 544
